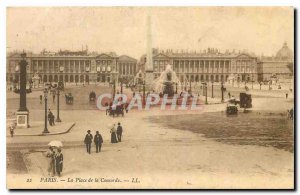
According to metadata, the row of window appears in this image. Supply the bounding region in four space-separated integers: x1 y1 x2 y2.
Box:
32 60 91 66
32 64 91 73
173 60 231 66
96 60 113 65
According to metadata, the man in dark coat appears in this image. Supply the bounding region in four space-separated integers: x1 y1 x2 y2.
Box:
55 148 63 177
84 130 93 154
94 131 103 153
52 114 55 125
52 91 56 103
117 122 123 142
48 110 53 126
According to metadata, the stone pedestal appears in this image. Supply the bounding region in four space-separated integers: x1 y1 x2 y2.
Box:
16 111 30 128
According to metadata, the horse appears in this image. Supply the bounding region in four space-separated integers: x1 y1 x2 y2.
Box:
65 94 74 104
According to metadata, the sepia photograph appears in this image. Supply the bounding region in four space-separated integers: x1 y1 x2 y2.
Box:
5 6 294 189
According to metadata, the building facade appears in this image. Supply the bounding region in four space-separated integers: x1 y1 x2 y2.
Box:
257 42 294 82
139 48 258 83
117 55 137 83
6 50 138 85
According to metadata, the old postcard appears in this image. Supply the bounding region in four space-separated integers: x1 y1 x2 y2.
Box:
6 7 294 189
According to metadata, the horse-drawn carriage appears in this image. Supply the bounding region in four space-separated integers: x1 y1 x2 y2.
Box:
57 81 64 90
89 91 96 102
106 103 125 117
65 93 74 104
226 103 238 115
240 92 252 108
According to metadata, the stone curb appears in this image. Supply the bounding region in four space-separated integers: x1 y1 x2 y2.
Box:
12 123 76 137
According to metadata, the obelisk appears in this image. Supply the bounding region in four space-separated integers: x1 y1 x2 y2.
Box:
144 12 154 90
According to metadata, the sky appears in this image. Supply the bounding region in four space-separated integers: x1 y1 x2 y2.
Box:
7 7 294 59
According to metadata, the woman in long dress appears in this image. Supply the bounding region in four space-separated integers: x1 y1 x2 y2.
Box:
45 146 56 177
110 124 118 143
55 148 63 177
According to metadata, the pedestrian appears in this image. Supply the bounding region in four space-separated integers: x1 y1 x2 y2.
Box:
48 110 53 126
117 122 123 142
51 113 55 126
52 93 56 103
9 123 15 137
55 148 63 177
45 146 56 177
290 108 294 120
84 130 93 154
228 92 231 99
94 131 103 153
286 93 288 99
40 94 43 104
287 109 290 120
110 124 118 143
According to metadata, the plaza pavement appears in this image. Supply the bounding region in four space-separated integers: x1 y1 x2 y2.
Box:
6 83 294 189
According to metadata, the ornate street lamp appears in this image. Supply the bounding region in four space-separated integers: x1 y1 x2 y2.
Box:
260 82 262 90
211 81 214 98
251 73 254 89
14 52 31 128
221 82 225 103
56 87 62 122
113 79 116 100
43 88 49 133
143 80 146 106
120 79 123 94
205 83 208 104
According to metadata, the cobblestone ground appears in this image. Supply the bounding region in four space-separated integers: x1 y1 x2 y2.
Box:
6 83 294 189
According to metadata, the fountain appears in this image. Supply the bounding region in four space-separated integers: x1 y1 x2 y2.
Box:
153 64 181 97
134 69 144 85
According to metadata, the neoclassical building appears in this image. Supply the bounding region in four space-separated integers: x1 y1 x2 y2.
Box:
257 42 294 82
118 55 137 83
6 50 138 85
139 48 258 83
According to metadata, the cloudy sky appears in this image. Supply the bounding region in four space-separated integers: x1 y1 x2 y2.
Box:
7 7 294 59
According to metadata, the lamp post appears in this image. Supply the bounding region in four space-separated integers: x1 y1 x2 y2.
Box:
205 83 208 104
143 80 146 106
244 67 247 87
15 52 31 128
43 88 49 133
199 84 201 96
18 52 29 112
120 80 123 94
181 81 183 91
260 82 262 90
211 81 214 98
185 76 187 91
189 79 192 93
113 79 116 100
221 82 225 103
175 82 178 94
56 87 62 122
251 73 254 89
